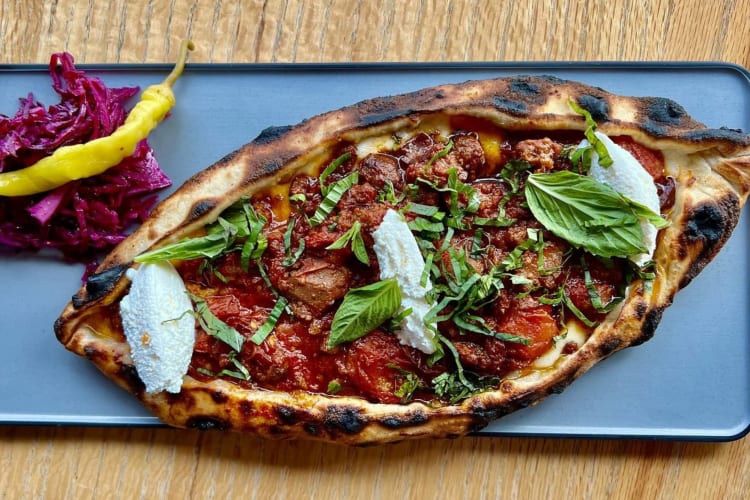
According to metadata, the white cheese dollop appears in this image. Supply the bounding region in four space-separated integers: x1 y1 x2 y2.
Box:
372 209 436 354
582 131 661 266
120 261 196 394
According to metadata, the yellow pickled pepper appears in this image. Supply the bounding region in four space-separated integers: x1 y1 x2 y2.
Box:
0 40 194 197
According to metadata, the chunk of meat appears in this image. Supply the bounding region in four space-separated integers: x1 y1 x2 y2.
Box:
358 153 403 190
272 256 351 313
450 133 485 180
473 179 510 219
515 138 564 172
564 255 624 322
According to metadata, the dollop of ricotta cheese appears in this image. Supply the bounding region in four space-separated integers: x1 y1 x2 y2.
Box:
372 209 436 354
582 131 661 266
120 261 195 394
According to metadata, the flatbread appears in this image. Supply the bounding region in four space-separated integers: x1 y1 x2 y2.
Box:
55 76 750 444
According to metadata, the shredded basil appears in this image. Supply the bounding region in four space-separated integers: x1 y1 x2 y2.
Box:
319 152 352 196
325 220 369 265
250 296 289 345
327 380 343 394
309 171 359 226
568 99 614 169
281 218 306 267
189 294 245 352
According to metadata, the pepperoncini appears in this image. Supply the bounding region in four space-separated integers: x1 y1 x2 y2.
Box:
0 40 194 197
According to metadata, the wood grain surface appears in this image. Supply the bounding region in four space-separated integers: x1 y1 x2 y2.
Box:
1 1 749 499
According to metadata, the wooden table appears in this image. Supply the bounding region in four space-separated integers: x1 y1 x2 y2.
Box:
2 1 749 498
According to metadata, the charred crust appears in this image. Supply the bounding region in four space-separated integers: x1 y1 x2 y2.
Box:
576 94 610 122
73 264 129 308
633 300 648 321
324 406 367 434
304 423 320 436
186 200 216 222
683 127 750 145
118 364 145 393
253 125 294 145
509 79 542 98
646 97 687 125
492 96 528 116
378 411 428 429
187 416 229 431
360 108 415 127
211 390 228 404
276 405 297 425
597 337 622 357
679 196 740 287
633 307 665 346
239 400 253 416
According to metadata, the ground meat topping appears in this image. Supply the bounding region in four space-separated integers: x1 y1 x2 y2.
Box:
173 122 664 405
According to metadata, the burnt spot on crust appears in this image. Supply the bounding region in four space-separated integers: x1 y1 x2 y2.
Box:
509 79 541 97
647 97 687 125
117 364 145 393
187 416 230 431
304 423 320 436
72 264 129 308
324 406 367 434
577 94 610 122
633 300 648 321
597 337 622 358
190 200 216 220
632 307 665 346
379 411 428 429
679 196 740 288
276 405 297 425
683 127 750 145
492 96 528 116
360 108 415 127
211 390 228 404
640 97 691 137
253 125 295 145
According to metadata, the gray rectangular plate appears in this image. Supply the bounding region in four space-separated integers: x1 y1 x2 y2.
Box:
1 62 748 440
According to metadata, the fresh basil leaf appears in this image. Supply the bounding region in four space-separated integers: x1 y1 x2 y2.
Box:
190 294 245 352
387 364 424 403
525 171 658 258
327 278 402 349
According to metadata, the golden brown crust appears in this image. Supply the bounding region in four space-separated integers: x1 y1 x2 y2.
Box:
54 76 750 445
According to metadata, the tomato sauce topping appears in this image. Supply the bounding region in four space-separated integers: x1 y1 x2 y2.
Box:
174 120 666 405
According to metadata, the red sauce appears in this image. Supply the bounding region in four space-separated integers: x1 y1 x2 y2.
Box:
177 121 661 404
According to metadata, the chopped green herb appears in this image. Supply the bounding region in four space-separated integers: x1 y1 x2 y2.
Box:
568 99 614 168
327 380 343 394
250 296 289 345
309 171 359 226
281 218 306 267
189 294 245 352
387 364 424 403
325 220 369 265
319 152 352 196
426 140 454 168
